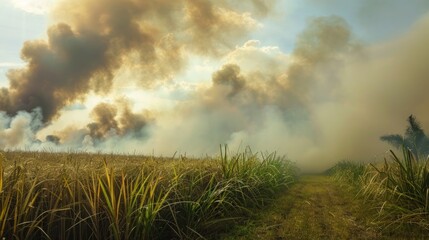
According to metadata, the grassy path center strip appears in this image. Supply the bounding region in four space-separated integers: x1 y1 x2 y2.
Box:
222 175 380 240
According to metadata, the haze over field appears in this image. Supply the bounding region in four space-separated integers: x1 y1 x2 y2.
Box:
0 0 429 171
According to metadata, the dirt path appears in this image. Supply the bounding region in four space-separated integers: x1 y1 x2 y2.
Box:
221 175 380 240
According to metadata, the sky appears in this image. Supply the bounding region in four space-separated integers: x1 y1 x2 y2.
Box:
0 0 429 171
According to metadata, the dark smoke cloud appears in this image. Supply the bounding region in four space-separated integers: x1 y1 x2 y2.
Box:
211 64 246 98
46 135 60 145
0 0 272 121
203 16 358 114
117 99 150 138
87 99 151 142
0 23 111 121
88 103 119 139
184 0 261 55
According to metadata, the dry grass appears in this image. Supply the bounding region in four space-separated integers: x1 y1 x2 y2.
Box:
329 148 429 237
0 147 296 239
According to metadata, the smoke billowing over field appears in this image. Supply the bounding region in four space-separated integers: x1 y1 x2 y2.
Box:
1 0 429 171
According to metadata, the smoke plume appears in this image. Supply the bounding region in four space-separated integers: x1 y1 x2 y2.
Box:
1 0 429 172
140 14 429 171
0 108 42 149
87 99 150 141
0 0 270 121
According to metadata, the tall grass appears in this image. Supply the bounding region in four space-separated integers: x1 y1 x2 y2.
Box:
362 148 429 230
329 148 429 232
0 147 296 239
164 145 297 239
326 160 365 188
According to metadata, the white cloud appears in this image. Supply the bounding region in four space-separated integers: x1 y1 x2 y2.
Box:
9 0 55 15
0 62 25 68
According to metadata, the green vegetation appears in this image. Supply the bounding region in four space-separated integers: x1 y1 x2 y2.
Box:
221 175 379 240
0 146 296 239
329 148 429 236
363 148 429 231
325 160 365 189
381 115 429 158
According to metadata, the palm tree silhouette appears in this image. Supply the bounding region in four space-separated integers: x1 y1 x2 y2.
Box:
380 115 429 158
